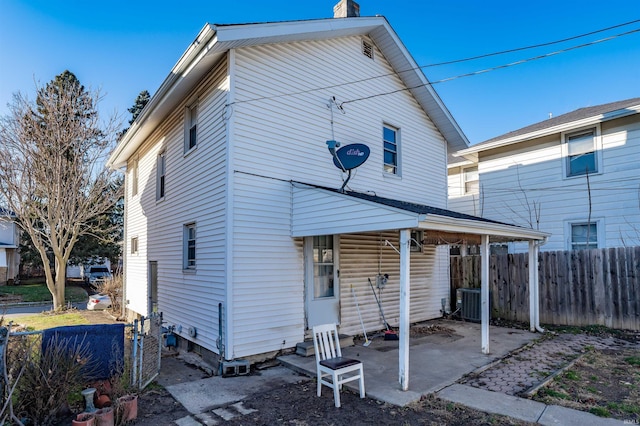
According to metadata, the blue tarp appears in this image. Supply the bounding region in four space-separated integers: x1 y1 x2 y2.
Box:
41 323 125 380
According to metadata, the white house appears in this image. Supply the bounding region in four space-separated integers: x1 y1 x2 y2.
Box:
0 208 20 285
449 97 640 253
108 1 547 387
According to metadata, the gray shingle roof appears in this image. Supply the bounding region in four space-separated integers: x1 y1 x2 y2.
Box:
477 97 640 146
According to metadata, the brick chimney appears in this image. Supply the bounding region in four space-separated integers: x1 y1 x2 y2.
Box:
333 0 360 18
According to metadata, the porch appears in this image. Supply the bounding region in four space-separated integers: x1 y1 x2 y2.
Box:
278 319 538 406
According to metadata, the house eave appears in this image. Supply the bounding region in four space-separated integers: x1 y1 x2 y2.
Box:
108 16 469 169
456 104 640 156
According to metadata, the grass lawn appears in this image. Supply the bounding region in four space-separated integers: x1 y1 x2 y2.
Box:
11 312 90 331
0 283 87 303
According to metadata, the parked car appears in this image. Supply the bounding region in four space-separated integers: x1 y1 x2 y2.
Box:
87 294 112 310
86 266 112 286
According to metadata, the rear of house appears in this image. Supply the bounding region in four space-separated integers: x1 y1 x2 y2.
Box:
109 3 546 365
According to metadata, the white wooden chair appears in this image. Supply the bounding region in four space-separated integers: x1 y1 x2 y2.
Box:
312 323 365 407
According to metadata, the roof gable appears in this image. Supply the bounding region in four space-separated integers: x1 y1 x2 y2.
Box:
108 16 469 168
457 97 640 155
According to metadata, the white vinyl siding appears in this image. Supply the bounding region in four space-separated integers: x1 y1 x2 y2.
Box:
226 36 450 357
338 232 448 336
124 56 230 353
231 36 448 207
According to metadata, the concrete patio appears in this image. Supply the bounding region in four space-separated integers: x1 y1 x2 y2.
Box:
278 319 539 406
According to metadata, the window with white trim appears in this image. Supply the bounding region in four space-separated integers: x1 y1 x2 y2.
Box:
570 222 597 250
131 237 139 255
566 128 597 177
131 159 138 196
184 223 196 269
156 151 166 200
463 166 479 194
185 103 198 152
383 125 399 175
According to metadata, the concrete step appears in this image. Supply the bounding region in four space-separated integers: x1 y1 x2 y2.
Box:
295 334 354 357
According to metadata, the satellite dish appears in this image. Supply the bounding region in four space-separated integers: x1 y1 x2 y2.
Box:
332 143 370 170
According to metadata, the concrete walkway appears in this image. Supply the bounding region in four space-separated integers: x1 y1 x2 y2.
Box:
161 320 632 424
279 319 537 406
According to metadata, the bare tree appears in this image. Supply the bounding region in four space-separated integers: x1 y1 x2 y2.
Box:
0 71 122 310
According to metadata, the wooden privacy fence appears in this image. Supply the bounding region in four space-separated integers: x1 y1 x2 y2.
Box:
450 246 640 330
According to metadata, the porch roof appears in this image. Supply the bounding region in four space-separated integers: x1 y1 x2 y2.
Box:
291 183 549 242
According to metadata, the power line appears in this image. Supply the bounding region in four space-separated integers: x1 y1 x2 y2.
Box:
226 19 640 107
341 27 640 106
422 19 640 68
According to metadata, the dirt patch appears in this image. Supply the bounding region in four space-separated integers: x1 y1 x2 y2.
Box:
134 385 192 425
533 347 640 421
411 324 456 337
219 380 533 426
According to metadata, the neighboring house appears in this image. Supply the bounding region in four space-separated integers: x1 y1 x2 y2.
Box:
0 208 20 285
449 97 640 253
107 0 546 378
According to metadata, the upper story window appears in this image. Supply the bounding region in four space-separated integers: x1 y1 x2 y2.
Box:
131 237 139 255
463 166 479 194
185 103 198 152
383 125 399 175
565 128 597 177
131 159 138 196
156 151 166 200
570 222 598 250
184 223 196 269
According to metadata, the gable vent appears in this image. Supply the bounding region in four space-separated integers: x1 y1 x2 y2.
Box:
362 39 374 59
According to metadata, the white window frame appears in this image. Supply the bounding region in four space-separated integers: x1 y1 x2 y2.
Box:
184 223 196 270
383 124 400 176
565 218 603 250
462 166 479 195
156 151 165 201
184 102 198 153
130 237 139 255
561 125 602 179
131 158 138 197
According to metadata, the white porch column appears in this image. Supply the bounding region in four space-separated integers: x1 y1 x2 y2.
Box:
480 234 490 354
529 240 536 332
399 229 411 391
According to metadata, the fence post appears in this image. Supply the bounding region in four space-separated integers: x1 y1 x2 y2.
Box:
131 319 138 388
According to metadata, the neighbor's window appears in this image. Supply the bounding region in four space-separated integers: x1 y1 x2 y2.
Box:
131 237 139 255
185 103 198 152
184 223 196 269
463 166 479 194
157 151 165 200
571 222 597 250
131 159 138 196
383 125 398 174
566 128 597 177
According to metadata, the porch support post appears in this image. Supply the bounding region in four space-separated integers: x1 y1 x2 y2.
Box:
529 240 535 332
399 229 411 391
480 234 490 354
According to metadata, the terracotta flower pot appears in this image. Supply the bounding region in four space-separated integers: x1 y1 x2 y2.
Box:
72 412 95 426
95 394 112 409
117 394 138 422
94 407 114 426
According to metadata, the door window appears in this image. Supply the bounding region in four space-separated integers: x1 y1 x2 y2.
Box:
313 235 334 298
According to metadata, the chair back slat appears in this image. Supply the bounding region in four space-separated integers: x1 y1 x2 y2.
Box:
313 323 342 361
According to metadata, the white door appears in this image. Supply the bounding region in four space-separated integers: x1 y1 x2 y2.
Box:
305 235 340 328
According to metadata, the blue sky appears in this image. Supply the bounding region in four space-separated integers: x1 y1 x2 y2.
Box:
1 0 639 144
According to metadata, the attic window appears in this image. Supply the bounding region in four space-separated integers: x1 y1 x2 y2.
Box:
362 39 374 59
